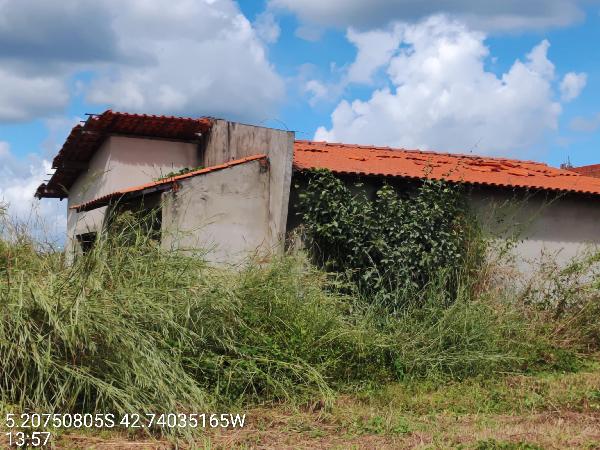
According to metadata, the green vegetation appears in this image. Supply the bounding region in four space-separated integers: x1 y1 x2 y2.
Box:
154 165 205 181
297 170 481 310
1 169 599 445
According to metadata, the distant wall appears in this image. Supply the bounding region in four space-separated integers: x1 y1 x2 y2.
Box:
161 158 271 264
66 135 198 257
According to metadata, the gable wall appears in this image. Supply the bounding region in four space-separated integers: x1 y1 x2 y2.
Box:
161 158 271 264
66 135 199 257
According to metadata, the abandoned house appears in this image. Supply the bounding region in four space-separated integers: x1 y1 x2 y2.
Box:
36 110 600 276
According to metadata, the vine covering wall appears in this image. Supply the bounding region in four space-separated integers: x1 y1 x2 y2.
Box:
296 169 481 310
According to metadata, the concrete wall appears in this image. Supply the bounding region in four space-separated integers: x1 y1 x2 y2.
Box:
470 187 600 277
66 135 199 256
161 159 271 264
202 120 295 248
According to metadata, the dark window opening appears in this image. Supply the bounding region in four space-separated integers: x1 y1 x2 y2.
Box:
76 232 97 254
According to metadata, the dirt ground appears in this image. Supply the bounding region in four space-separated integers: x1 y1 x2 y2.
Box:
4 366 600 449
50 410 600 449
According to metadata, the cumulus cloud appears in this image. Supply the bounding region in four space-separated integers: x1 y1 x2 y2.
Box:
254 11 281 44
346 26 403 84
0 0 121 65
0 0 284 123
560 72 587 101
85 0 284 121
304 80 329 105
0 68 69 122
315 16 565 157
0 0 123 122
0 142 66 243
270 0 588 32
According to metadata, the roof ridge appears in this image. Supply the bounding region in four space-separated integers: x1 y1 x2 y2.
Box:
98 109 215 122
294 140 548 166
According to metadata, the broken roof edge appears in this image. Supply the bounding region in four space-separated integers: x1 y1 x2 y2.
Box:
70 154 268 213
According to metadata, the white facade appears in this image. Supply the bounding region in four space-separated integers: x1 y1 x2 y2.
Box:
66 135 199 256
471 188 600 278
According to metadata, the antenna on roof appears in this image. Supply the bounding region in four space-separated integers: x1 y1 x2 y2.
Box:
258 117 292 132
560 156 573 169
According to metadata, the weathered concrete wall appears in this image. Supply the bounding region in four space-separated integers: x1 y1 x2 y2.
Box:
161 159 271 264
66 135 199 256
202 120 295 248
470 187 600 277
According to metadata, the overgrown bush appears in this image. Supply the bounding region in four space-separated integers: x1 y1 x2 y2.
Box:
0 211 392 417
297 169 483 310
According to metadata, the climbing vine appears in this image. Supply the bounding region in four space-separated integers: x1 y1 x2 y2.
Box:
297 169 481 309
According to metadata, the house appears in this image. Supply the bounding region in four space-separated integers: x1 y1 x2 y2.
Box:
36 110 600 276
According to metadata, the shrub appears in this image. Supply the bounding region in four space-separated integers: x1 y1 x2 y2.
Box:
0 211 392 416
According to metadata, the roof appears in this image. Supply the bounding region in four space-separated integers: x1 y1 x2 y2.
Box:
35 110 213 199
569 164 600 178
293 141 600 196
71 154 267 212
36 110 600 201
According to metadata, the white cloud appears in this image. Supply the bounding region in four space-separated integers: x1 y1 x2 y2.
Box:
346 25 403 84
315 16 564 157
85 0 284 122
295 25 324 42
304 80 329 105
0 141 65 243
0 141 9 158
254 11 281 43
560 72 587 101
0 68 69 122
0 0 284 123
270 0 587 32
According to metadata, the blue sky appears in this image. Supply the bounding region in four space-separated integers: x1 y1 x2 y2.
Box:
1 0 600 234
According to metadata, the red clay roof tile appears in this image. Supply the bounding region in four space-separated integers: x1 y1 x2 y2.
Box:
569 164 600 178
293 140 600 196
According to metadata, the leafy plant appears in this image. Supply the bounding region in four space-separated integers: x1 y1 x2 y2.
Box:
154 165 205 181
297 169 482 310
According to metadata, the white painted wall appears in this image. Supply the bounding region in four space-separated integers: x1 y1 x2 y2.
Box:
66 135 198 256
161 159 271 264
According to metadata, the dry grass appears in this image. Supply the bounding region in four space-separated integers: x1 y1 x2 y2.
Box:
15 360 599 449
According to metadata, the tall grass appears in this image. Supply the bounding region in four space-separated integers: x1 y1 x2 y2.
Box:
0 209 596 423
